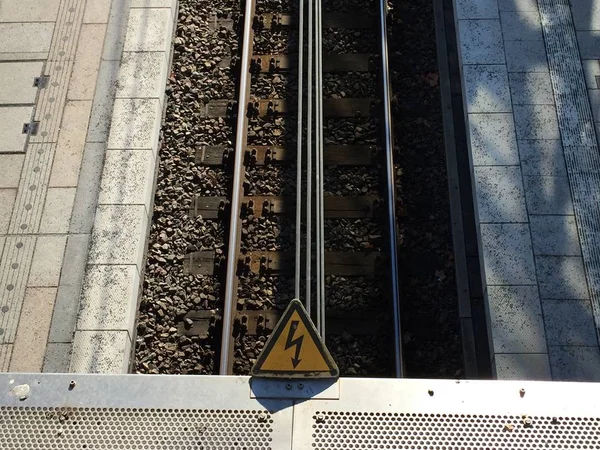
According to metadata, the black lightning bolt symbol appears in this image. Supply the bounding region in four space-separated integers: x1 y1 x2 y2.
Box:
284 320 303 368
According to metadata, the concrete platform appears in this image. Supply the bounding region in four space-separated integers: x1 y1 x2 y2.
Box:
0 0 176 373
456 0 600 380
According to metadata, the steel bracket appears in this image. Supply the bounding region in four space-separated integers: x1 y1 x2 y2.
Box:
250 378 340 400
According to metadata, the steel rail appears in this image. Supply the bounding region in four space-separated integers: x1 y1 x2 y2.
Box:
295 0 305 300
219 0 256 374
378 0 404 377
315 0 322 334
305 0 314 315
316 0 326 339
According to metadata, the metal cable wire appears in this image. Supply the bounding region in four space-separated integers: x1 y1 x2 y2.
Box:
305 0 313 315
317 0 326 339
315 0 322 334
295 0 305 300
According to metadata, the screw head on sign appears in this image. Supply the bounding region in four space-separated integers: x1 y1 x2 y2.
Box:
519 388 525 398
316 414 325 423
68 380 76 390
285 383 292 390
298 383 304 390
257 412 267 423
428 390 434 397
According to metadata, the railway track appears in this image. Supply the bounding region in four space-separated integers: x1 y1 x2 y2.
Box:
135 0 462 378
170 0 404 376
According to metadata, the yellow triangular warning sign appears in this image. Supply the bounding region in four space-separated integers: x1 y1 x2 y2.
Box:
251 299 339 378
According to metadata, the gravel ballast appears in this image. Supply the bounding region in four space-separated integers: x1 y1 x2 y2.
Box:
135 0 464 379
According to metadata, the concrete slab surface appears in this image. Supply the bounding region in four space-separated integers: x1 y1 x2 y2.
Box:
458 19 505 64
0 62 43 105
0 106 34 154
0 23 54 59
464 65 511 113
0 0 174 375
468 113 519 166
487 285 547 353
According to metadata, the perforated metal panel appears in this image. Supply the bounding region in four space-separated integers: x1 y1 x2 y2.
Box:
292 378 600 450
1 406 274 450
0 374 293 450
3 375 600 450
310 411 600 449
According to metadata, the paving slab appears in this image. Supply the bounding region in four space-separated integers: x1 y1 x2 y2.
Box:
588 89 600 122
70 330 131 373
509 72 554 105
500 11 543 41
570 0 600 31
536 256 590 299
98 149 156 210
493 353 551 380
77 265 140 332
0 155 24 188
504 40 548 72
468 113 519 165
84 0 112 23
59 234 91 288
487 285 547 353
0 23 55 59
107 98 162 150
39 188 76 234
0 107 34 154
582 60 600 89
518 140 567 176
464 65 511 113
87 205 148 267
542 299 598 346
577 31 600 59
42 343 71 373
117 52 169 100
458 20 505 64
0 0 61 22
0 62 44 105
549 346 600 381
474 166 527 222
49 100 93 187
497 0 538 11
513 104 560 139
0 190 16 234
102 0 132 61
522 175 574 215
27 236 67 287
9 288 56 372
123 8 173 53
0 236 37 344
480 223 536 285
456 0 499 19
530 215 581 256
68 24 107 101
